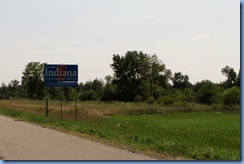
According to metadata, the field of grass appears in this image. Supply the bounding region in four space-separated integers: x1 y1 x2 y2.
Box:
0 99 240 160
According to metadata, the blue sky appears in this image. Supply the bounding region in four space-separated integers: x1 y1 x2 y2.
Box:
0 0 240 84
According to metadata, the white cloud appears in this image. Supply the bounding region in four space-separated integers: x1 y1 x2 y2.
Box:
192 34 212 42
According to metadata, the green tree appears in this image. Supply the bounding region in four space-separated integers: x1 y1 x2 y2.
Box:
157 69 172 89
172 72 191 90
111 51 170 101
0 83 9 99
100 75 117 101
79 79 104 101
221 66 238 88
21 62 45 99
104 75 113 84
236 69 240 87
14 85 27 98
194 80 219 105
8 79 19 98
111 51 148 101
146 54 168 98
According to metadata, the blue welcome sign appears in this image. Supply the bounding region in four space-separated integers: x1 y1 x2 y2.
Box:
44 64 78 87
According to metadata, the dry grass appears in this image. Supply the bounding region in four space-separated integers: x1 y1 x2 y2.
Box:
0 99 159 122
0 99 239 122
0 99 129 121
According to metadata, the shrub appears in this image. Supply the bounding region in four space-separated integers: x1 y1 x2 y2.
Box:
101 84 117 101
158 95 176 106
134 94 143 102
195 80 219 105
145 96 156 104
79 90 96 101
222 86 240 105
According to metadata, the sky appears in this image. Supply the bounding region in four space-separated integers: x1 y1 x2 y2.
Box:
0 0 240 85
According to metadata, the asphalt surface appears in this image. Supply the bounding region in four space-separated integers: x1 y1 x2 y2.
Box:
0 115 155 160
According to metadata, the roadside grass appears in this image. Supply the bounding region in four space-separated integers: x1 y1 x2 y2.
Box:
0 99 239 120
0 100 240 160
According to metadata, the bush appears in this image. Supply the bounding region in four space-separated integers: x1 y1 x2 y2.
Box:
195 80 219 105
222 86 240 105
145 96 156 104
158 95 176 106
134 94 143 102
100 84 117 101
79 90 96 101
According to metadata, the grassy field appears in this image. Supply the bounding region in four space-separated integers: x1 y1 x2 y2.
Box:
0 99 240 160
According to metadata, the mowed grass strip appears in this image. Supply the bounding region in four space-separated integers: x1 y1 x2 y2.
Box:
0 107 240 160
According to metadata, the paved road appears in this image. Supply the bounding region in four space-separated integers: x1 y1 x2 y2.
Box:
0 115 155 160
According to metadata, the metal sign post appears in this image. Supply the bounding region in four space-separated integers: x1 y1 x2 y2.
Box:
45 87 48 117
60 88 63 119
75 90 77 122
46 96 48 117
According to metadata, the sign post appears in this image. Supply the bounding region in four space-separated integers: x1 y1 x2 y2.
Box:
45 87 48 117
45 96 48 117
44 64 78 119
75 90 77 122
60 89 63 119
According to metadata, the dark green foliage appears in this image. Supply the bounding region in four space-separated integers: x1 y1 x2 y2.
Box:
145 96 156 104
111 51 170 101
156 72 171 89
222 86 240 105
83 79 104 92
79 90 97 101
62 87 75 102
157 88 196 106
111 51 148 101
180 88 196 102
221 66 238 88
101 84 117 101
146 54 168 97
0 83 9 99
172 72 191 90
46 87 59 99
236 69 240 87
7 79 20 98
195 80 219 105
81 79 104 101
158 95 176 106
21 62 45 100
14 85 27 98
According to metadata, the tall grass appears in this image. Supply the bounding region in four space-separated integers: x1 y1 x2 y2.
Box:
0 99 239 121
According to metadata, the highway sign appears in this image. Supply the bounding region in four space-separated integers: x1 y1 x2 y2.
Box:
44 64 78 87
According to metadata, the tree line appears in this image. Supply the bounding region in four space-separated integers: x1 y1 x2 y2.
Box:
0 51 240 106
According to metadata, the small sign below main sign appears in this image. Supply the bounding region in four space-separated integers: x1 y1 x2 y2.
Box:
44 64 78 87
44 81 78 87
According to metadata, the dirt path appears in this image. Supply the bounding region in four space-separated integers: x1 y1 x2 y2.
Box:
0 115 155 160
